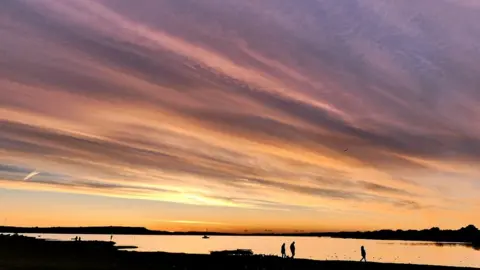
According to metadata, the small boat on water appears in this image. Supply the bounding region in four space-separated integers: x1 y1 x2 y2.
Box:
202 228 210 239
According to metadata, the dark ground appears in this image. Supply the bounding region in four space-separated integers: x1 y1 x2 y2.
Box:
0 235 477 270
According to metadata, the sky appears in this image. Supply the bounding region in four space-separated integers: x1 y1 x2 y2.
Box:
1 0 480 233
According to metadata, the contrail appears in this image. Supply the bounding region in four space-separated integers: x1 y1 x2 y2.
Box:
24 171 39 181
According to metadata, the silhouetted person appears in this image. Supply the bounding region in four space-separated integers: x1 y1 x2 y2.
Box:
281 243 286 258
360 246 367 262
290 241 296 258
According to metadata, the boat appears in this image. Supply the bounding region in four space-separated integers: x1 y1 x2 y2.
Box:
202 228 210 239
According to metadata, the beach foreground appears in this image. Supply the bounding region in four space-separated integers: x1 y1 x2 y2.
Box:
0 235 477 270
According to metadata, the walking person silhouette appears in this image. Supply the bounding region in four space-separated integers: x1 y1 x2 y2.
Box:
360 246 367 262
281 243 286 258
290 241 296 259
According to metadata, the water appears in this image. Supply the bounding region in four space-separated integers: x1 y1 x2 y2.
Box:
23 234 480 268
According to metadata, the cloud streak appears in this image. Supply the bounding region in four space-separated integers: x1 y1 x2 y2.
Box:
23 171 39 181
1 0 480 230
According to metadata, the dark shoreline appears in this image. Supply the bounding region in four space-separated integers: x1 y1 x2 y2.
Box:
0 234 478 270
2 224 479 247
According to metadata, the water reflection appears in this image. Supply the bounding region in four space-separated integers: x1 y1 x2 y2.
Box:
22 234 480 268
380 241 480 250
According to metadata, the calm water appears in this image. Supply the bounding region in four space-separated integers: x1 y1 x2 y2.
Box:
23 234 480 268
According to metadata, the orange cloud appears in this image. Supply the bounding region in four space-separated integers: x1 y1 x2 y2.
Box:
0 0 479 231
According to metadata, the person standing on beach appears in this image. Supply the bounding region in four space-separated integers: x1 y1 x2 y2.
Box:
281 243 286 258
360 246 367 262
290 241 296 259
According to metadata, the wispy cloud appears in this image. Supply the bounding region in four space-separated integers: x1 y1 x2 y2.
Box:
160 220 228 226
23 171 39 181
0 0 479 230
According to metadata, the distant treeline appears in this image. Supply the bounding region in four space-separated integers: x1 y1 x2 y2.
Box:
1 225 479 245
325 225 480 246
0 226 158 235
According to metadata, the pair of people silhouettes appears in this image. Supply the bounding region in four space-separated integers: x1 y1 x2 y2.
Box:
281 242 295 258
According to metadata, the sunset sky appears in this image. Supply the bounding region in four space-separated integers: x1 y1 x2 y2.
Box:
1 0 480 233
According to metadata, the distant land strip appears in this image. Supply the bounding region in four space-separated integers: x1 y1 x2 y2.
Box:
0 225 479 245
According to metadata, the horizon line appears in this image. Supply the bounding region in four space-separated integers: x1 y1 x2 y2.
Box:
0 224 477 235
